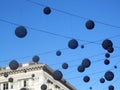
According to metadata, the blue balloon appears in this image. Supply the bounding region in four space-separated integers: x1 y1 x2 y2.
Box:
77 65 85 72
62 63 68 69
53 70 63 81
104 71 114 81
108 85 114 90
105 53 110 58
41 84 47 90
43 7 51 15
107 47 114 53
104 59 110 65
68 39 78 49
81 45 84 49
102 39 113 50
82 58 91 68
9 60 19 70
32 55 40 63
85 20 95 30
100 78 105 83
56 50 62 56
83 76 90 83
15 26 27 38
114 65 117 69
90 87 92 90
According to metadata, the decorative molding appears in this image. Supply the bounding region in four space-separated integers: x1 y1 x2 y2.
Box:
0 64 44 76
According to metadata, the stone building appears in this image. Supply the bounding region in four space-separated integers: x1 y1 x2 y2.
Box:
0 62 76 90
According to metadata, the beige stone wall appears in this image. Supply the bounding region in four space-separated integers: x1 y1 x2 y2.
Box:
0 62 76 90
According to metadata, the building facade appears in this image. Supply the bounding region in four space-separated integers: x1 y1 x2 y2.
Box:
0 62 76 90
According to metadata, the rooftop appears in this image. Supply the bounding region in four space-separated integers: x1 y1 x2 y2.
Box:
0 62 76 90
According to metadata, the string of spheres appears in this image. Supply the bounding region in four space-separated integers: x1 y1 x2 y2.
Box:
4 6 116 90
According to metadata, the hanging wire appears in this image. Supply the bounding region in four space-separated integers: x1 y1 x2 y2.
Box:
1 18 120 48
1 18 120 75
26 0 120 29
65 65 118 81
0 1 120 90
0 18 98 44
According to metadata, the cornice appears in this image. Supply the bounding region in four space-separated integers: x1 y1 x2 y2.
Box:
0 64 45 76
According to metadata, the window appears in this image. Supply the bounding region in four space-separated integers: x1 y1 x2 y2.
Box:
11 84 13 89
47 79 53 84
3 82 8 90
24 80 26 87
55 85 60 89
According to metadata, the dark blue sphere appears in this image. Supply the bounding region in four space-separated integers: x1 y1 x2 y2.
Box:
43 7 51 15
9 60 19 70
41 84 47 90
104 59 110 65
107 47 114 53
81 45 84 49
53 70 63 81
62 63 68 69
68 39 78 49
56 50 62 56
77 65 85 72
108 85 114 90
82 58 91 68
32 55 40 63
105 53 110 58
86 20 95 30
100 78 105 83
104 71 114 81
15 26 27 38
102 39 113 50
83 76 90 83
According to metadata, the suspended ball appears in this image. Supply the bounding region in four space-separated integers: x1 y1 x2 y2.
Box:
68 39 78 49
81 45 84 49
107 47 114 53
90 87 92 90
108 85 114 90
62 63 68 69
105 53 110 58
56 50 62 56
104 71 114 81
77 65 85 72
9 60 19 70
53 70 63 81
85 20 95 30
32 55 40 63
43 7 51 15
82 58 91 68
104 59 110 65
102 39 113 50
15 26 27 38
83 76 90 83
41 84 47 90
114 65 117 69
100 78 105 83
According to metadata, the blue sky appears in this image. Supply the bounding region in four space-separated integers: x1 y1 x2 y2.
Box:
0 0 120 90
